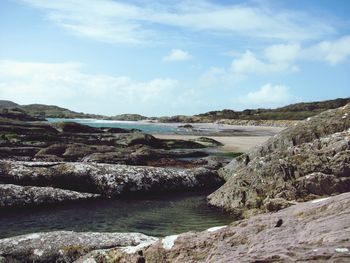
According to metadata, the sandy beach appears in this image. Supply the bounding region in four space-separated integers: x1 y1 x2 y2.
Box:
153 124 284 152
154 134 272 152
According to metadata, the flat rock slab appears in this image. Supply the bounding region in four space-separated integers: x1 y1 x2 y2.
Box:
0 231 158 263
0 161 222 197
0 184 100 208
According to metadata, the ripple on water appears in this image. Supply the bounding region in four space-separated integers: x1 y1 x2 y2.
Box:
0 191 233 238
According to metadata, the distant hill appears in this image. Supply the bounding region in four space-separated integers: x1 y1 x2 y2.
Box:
1 97 349 121
0 100 19 109
0 100 147 120
21 104 105 119
110 114 147 121
195 97 350 121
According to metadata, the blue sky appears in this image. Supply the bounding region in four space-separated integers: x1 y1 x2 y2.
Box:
0 0 349 116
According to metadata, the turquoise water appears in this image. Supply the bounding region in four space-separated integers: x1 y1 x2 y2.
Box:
0 191 233 238
47 118 188 134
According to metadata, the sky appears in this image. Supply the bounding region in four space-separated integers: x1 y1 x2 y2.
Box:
0 0 350 116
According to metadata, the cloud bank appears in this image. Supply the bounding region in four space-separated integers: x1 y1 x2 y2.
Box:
20 0 334 44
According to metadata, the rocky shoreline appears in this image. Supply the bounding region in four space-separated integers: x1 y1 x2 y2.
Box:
0 104 349 262
0 109 231 209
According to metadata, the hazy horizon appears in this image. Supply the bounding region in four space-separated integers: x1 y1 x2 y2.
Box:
1 0 350 116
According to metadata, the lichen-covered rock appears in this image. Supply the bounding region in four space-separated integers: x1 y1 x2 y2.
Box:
0 231 157 263
263 197 296 212
208 104 350 215
0 161 223 197
0 184 100 208
99 193 350 263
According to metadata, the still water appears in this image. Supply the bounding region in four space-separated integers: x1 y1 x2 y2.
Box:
0 191 233 239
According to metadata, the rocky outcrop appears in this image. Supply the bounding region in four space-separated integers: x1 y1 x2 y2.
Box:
0 161 223 198
0 108 42 121
216 119 298 127
0 184 99 208
71 193 350 263
110 114 147 121
0 231 157 263
190 137 223 147
0 116 208 166
208 104 350 215
52 122 103 133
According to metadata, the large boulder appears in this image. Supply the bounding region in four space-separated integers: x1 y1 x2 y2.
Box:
0 231 157 263
117 133 161 147
0 184 99 208
0 161 223 197
76 193 350 263
208 104 350 215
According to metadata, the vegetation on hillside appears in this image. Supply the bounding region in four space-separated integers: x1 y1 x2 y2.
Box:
1 97 349 121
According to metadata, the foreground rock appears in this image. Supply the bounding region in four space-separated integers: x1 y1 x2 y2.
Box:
0 161 223 198
0 231 157 263
0 184 100 209
81 193 350 262
208 104 350 216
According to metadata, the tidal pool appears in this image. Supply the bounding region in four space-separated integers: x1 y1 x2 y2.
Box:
0 191 233 239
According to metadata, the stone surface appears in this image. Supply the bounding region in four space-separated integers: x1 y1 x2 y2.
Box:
208 104 350 215
190 137 223 147
93 193 350 263
0 115 209 166
0 184 100 208
0 231 157 263
0 161 223 198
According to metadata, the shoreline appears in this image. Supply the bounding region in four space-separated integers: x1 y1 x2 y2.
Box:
153 134 272 152
153 123 284 153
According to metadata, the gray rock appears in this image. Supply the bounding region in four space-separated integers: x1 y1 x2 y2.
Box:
208 104 350 215
190 137 223 147
0 231 157 263
0 161 223 197
0 184 100 208
263 197 296 212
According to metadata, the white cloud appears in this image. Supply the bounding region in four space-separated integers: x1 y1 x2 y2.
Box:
20 0 334 44
235 84 295 107
219 36 350 81
0 60 178 115
163 49 192 61
264 43 300 63
230 50 297 75
306 36 350 65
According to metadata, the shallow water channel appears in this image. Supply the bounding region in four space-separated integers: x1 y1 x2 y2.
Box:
0 190 233 239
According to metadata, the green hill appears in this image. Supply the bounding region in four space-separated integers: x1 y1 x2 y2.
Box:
196 97 350 121
21 104 105 119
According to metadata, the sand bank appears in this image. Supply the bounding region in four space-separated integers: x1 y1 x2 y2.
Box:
154 134 272 153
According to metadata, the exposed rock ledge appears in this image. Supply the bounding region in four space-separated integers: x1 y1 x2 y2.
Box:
0 184 100 208
2 193 349 262
0 231 157 263
208 103 350 215
0 161 223 199
216 119 299 128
